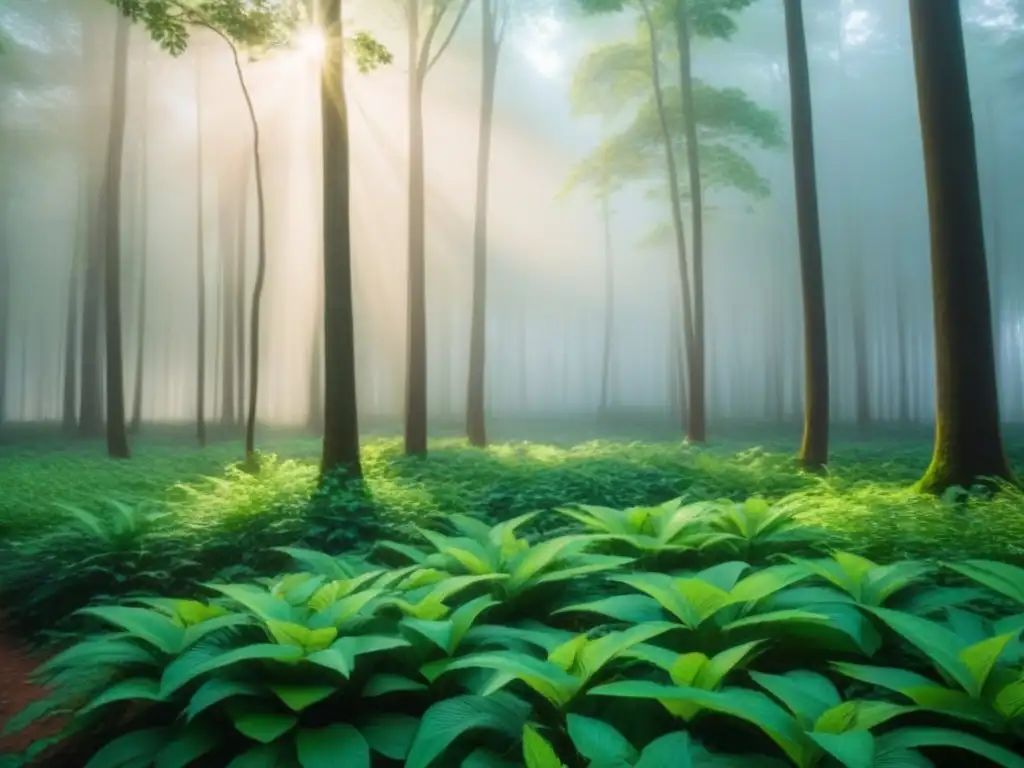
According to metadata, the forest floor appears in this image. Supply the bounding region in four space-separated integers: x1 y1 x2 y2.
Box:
1 419 1023 761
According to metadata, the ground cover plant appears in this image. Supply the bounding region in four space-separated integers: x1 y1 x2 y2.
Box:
1 433 1023 645
4 496 1024 766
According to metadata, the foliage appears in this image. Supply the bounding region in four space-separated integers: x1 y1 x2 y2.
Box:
7 498 1024 767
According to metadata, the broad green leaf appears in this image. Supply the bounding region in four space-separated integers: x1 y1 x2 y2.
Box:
422 651 579 708
750 671 841 728
204 584 294 623
815 701 916 734
186 679 264 722
405 693 531 768
450 596 499 651
359 713 419 759
296 724 370 768
701 640 765 688
270 684 336 712
877 726 1024 768
154 724 219 768
523 725 564 768
508 535 594 589
362 674 427 697
548 634 589 672
76 606 183 654
722 609 830 634
83 728 170 768
553 595 665 624
304 647 354 678
161 644 304 697
729 564 811 603
79 678 164 714
867 608 975 694
233 711 298 744
566 714 637 765
808 731 874 768
402 618 455 654
958 632 1019 696
946 561 1024 606
578 623 678 683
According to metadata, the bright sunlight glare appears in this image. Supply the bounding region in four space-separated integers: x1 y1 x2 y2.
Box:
295 26 326 60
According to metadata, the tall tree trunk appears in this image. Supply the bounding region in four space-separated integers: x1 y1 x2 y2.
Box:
236 157 250 425
404 2 428 456
218 155 238 425
319 0 362 479
639 0 695 436
130 130 148 434
909 0 1014 491
674 6 706 443
850 260 871 430
598 188 615 416
103 15 131 459
307 308 324 432
783 0 829 470
62 193 82 434
194 54 208 446
0 199 9 427
895 281 911 424
466 0 502 448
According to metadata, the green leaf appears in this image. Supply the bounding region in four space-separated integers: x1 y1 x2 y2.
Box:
204 583 294 623
304 647 354 678
867 607 976 693
946 560 1024 606
84 728 169 768
566 715 637 765
76 606 184 654
362 674 427 697
449 595 499 651
233 711 298 744
161 644 303 697
554 595 665 624
958 632 1019 695
154 724 220 768
577 622 678 683
186 679 264 723
877 727 1024 768
79 678 164 715
523 725 564 768
750 670 841 728
815 701 916 734
296 724 370 768
405 693 531 768
270 684 336 712
359 713 419 760
808 731 874 768
422 651 579 708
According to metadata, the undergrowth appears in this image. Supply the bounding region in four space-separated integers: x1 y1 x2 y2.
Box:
4 497 1024 767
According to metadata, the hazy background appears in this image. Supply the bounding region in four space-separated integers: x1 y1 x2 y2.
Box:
0 0 1021 428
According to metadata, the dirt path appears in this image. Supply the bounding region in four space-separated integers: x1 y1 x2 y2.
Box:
0 636 62 759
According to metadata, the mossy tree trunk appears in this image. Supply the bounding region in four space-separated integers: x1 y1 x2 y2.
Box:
909 0 1014 492
783 0 829 471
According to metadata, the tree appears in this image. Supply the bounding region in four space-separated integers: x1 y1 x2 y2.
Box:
397 0 472 456
319 1 390 479
102 14 132 459
572 0 777 441
194 46 208 447
781 0 827 470
908 0 1015 492
465 0 510 448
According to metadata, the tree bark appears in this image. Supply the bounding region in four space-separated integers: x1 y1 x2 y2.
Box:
319 0 363 479
783 0 829 470
0 199 9 427
103 15 131 459
674 5 706 443
466 0 502 448
909 0 1014 491
195 50 207 447
218 154 238 425
129 131 148 434
404 1 428 456
62 194 82 434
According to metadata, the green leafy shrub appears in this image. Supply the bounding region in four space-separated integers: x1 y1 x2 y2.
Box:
8 495 1024 768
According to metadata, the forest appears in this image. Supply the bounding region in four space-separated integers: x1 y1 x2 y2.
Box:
0 0 1023 765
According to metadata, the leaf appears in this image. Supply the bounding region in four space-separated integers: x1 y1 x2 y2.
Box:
296 724 370 768
946 560 1024 606
233 711 298 744
554 595 666 624
79 678 164 715
877 727 1024 768
84 728 170 768
161 644 304 697
958 632 1019 695
362 674 427 697
204 583 294 623
867 608 975 694
154 724 220 768
808 731 875 768
750 671 841 728
405 693 531 768
76 606 183 654
270 684 336 712
566 715 637 765
359 713 419 760
577 622 678 684
523 724 564 768
186 679 264 723
815 701 916 734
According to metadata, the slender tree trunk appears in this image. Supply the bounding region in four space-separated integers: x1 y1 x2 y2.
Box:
0 199 9 427
466 1 501 448
850 260 871 431
319 0 362 479
218 156 238 425
598 188 615 415
404 4 428 456
783 0 829 470
194 51 207 447
130 130 148 434
63 187 84 434
909 0 1014 491
674 7 706 443
236 157 249 425
103 15 131 459
639 1 695 436
895 281 911 424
